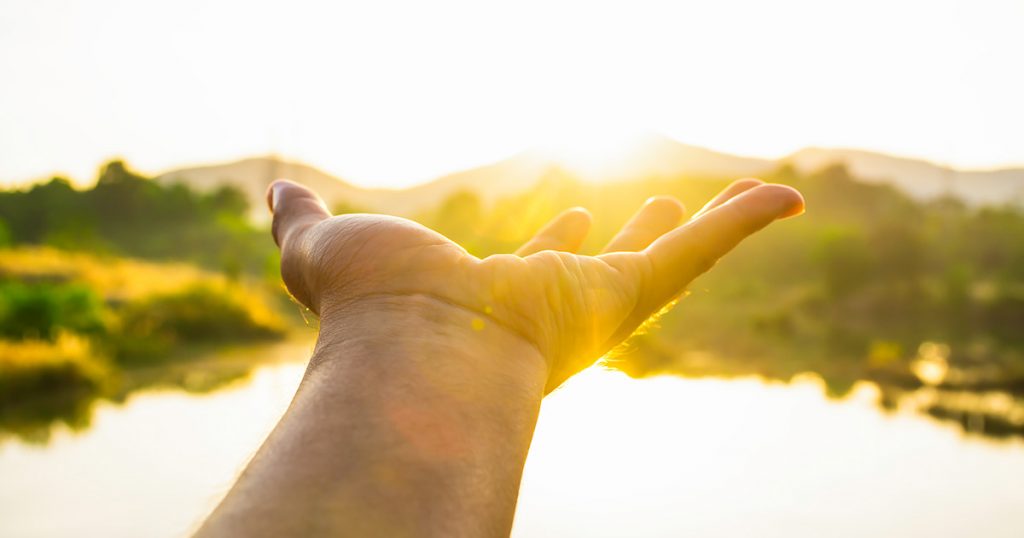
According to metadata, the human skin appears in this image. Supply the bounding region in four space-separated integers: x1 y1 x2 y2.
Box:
196 178 804 537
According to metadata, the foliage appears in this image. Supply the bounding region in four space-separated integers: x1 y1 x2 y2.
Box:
114 283 286 363
0 282 107 340
0 161 276 275
416 163 1024 398
0 248 290 434
4 158 1024 439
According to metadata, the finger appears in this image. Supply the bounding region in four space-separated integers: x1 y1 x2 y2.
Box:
268 179 331 249
643 184 804 301
515 207 592 256
601 195 685 253
691 178 764 220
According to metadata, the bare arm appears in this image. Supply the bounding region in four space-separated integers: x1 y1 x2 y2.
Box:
197 297 546 536
197 177 804 537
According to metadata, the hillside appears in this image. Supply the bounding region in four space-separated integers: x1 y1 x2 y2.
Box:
156 137 1024 219
156 157 386 221
786 148 1024 207
155 153 557 220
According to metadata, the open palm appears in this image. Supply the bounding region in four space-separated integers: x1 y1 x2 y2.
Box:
270 178 803 392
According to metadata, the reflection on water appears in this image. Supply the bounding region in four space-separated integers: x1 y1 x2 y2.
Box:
517 371 1023 538
1 360 1022 538
617 334 1024 440
0 360 308 538
0 338 317 444
6 334 1024 445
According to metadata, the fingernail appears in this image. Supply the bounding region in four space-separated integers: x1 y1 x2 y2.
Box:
780 207 804 219
268 182 283 212
778 199 806 219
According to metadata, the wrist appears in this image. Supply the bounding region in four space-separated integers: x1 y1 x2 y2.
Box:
310 292 549 398
207 295 548 537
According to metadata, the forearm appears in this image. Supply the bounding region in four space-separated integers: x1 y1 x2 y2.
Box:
197 295 548 537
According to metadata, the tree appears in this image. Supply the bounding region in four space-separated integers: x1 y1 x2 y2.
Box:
812 226 874 298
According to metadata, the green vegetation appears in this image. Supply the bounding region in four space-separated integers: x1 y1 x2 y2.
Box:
0 160 276 275
0 281 106 340
0 158 296 441
415 164 1024 437
0 247 292 442
416 165 1024 369
113 283 285 362
2 158 1023 440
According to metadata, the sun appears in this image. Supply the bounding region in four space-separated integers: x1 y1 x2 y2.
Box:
535 127 654 180
536 128 655 180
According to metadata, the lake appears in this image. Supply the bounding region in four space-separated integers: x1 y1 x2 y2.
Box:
1 342 1021 538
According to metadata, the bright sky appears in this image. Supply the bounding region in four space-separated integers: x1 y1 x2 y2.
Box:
1 0 1022 188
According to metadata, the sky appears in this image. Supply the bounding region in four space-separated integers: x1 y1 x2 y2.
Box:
0 0 1022 189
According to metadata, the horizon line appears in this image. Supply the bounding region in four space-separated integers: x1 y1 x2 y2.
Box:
5 136 1024 191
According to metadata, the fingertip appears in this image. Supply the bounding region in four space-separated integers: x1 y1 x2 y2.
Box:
780 201 806 219
566 206 592 219
731 177 765 190
760 184 805 219
515 206 594 256
646 194 685 208
560 207 593 230
268 179 327 213
266 179 303 213
267 180 331 248
644 195 686 220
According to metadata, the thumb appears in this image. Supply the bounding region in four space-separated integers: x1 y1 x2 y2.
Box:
268 179 331 249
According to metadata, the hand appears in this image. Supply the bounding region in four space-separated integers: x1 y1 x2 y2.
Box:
269 178 803 392
198 178 805 537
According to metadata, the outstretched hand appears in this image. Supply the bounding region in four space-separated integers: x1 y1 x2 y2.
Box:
269 178 803 392
198 178 806 537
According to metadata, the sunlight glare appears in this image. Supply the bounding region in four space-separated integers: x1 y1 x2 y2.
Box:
537 128 656 181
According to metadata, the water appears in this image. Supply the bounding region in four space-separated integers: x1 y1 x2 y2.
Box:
1 357 1021 537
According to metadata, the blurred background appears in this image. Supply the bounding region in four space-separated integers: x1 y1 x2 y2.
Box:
1 0 1022 536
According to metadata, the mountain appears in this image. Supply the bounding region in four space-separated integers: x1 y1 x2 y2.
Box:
156 136 1024 220
154 135 782 219
785 148 1024 207
541 132 774 181
156 157 387 221
156 152 557 221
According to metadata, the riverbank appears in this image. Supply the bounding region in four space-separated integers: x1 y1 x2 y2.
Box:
0 247 305 442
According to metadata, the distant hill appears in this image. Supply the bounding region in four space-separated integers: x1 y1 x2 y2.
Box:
156 136 1024 220
544 132 774 181
785 148 1024 207
156 152 558 221
156 157 386 221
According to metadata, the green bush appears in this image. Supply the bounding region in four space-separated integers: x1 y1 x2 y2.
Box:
0 219 11 247
0 281 107 340
114 283 285 362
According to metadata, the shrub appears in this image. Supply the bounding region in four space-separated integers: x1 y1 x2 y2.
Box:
114 283 285 362
0 281 107 340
